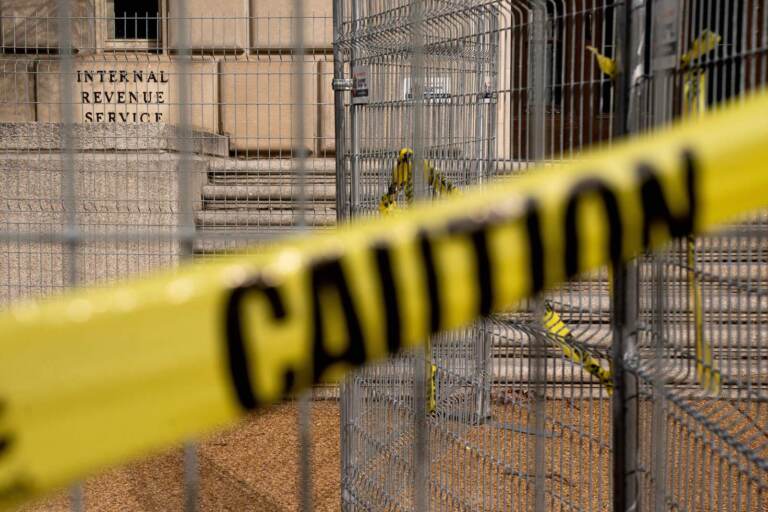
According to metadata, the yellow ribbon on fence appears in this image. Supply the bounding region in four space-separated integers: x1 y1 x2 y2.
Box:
542 302 613 394
686 237 721 394
681 30 722 393
1 91 768 510
379 147 459 215
681 31 721 117
586 45 617 79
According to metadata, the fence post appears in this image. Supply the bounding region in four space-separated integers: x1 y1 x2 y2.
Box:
332 3 353 508
611 264 640 512
55 1 83 509
612 1 643 510
332 0 348 222
408 0 430 509
348 0 361 217
527 1 547 163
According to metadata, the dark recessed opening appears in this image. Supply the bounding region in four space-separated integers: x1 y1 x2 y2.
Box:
114 0 159 39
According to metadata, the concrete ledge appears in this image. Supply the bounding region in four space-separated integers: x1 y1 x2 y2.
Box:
208 156 335 173
0 123 229 156
0 147 209 306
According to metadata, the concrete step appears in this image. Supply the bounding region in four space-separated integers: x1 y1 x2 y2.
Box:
208 158 336 184
489 357 768 385
202 184 337 204
486 321 768 353
192 226 332 254
195 209 337 228
492 294 765 325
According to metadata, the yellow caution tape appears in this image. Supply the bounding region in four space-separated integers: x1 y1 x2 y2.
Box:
586 45 617 79
542 302 613 393
687 237 721 394
379 147 458 214
428 363 437 415
680 30 721 68
2 91 768 509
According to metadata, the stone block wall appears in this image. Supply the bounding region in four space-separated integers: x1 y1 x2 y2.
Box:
0 0 96 50
0 123 225 305
0 57 35 122
35 55 220 134
0 0 336 155
249 0 332 50
219 59 317 153
167 0 249 51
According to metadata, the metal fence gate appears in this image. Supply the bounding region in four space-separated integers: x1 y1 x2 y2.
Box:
336 1 768 510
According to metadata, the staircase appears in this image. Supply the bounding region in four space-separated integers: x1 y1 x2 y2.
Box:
194 157 338 255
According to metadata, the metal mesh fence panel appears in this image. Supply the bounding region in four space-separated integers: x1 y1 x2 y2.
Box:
630 1 768 510
1 0 767 510
338 1 619 510
338 1 768 511
0 2 337 511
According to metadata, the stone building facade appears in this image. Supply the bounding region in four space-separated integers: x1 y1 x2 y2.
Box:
0 0 337 304
0 0 336 154
0 0 628 303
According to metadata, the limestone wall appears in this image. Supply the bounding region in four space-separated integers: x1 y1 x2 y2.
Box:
0 123 226 305
0 0 336 155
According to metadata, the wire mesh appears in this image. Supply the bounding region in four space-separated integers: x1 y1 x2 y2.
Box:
338 0 768 511
1 0 768 511
630 1 768 510
0 2 337 510
338 1 618 510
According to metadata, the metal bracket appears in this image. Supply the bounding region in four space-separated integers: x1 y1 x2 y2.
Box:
332 78 353 91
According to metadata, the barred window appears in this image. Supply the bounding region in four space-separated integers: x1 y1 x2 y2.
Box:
108 0 159 40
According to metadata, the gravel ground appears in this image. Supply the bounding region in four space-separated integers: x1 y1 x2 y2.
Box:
19 401 341 512
16 397 768 511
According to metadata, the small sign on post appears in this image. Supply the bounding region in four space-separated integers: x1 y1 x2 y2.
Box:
403 77 452 103
352 65 369 105
652 0 680 71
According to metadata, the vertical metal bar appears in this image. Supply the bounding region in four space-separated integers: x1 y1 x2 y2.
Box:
409 1 429 510
349 0 360 218
55 0 77 289
528 4 548 508
332 3 351 508
612 264 640 512
172 1 199 510
55 1 81 510
532 299 547 512
529 2 547 163
612 1 641 511
333 0 348 221
292 2 313 510
648 2 682 508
